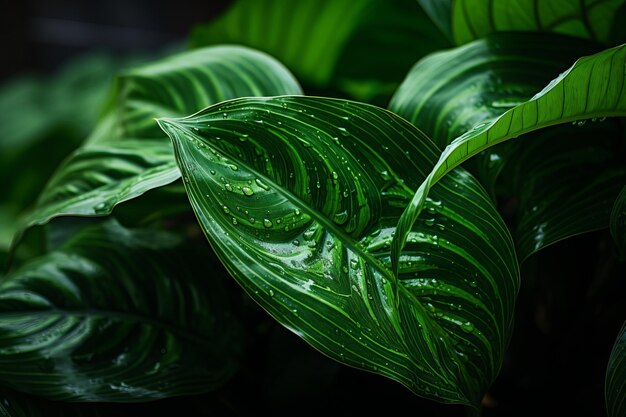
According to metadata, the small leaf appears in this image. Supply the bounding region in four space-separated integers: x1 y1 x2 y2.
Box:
159 96 519 406
0 220 241 401
610 186 626 260
607 322 626 417
391 43 626 276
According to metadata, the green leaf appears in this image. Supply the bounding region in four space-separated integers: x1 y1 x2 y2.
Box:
607 322 626 417
189 0 449 92
389 32 598 149
18 45 302 236
450 0 626 45
113 45 302 139
391 43 626 275
158 96 519 406
416 0 453 42
0 220 241 401
611 186 626 260
22 140 179 230
507 124 626 259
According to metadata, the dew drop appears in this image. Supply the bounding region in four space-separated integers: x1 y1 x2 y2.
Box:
242 186 254 196
303 229 315 240
223 113 228 118
292 239 300 246
294 208 301 216
229 164 239 171
225 183 233 192
255 178 270 190
350 258 359 270
269 289 275 297
263 218 273 228
222 206 230 214
333 210 349 225
576 120 586 127
460 321 475 333
425 218 435 226
337 127 350 136
332 171 339 180
239 134 249 142
209 169 216 175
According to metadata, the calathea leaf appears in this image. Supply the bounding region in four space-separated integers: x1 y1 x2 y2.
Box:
611 186 626 260
391 43 626 276
158 96 519 406
18 46 302 235
418 0 626 46
505 122 626 260
389 32 598 149
607 322 626 417
0 220 241 401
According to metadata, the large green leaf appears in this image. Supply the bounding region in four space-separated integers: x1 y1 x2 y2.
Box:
158 96 519 406
113 45 302 139
607 322 626 417
17 46 302 236
391 43 626 274
611 186 626 260
420 0 626 45
0 220 241 401
189 0 449 93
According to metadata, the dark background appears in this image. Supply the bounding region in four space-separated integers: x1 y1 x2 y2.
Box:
1 0 232 80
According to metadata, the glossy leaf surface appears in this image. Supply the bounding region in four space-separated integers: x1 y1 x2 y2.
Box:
607 322 626 417
159 96 519 406
20 46 301 233
392 43 626 274
611 186 626 260
389 33 597 149
0 220 241 401
424 0 626 45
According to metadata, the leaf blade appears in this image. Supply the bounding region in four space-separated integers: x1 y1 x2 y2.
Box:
607 322 626 417
159 96 519 405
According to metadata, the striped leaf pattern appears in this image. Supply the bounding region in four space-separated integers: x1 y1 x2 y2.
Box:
607 322 626 417
391 43 626 275
23 140 179 229
447 0 625 45
159 96 519 406
20 46 302 233
0 220 241 401
115 45 302 139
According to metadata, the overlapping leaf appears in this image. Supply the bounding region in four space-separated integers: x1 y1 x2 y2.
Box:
0 220 241 401
389 33 626 259
607 322 626 417
391 43 626 273
159 96 519 406
189 0 449 95
19 46 302 233
506 123 626 259
418 0 626 45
